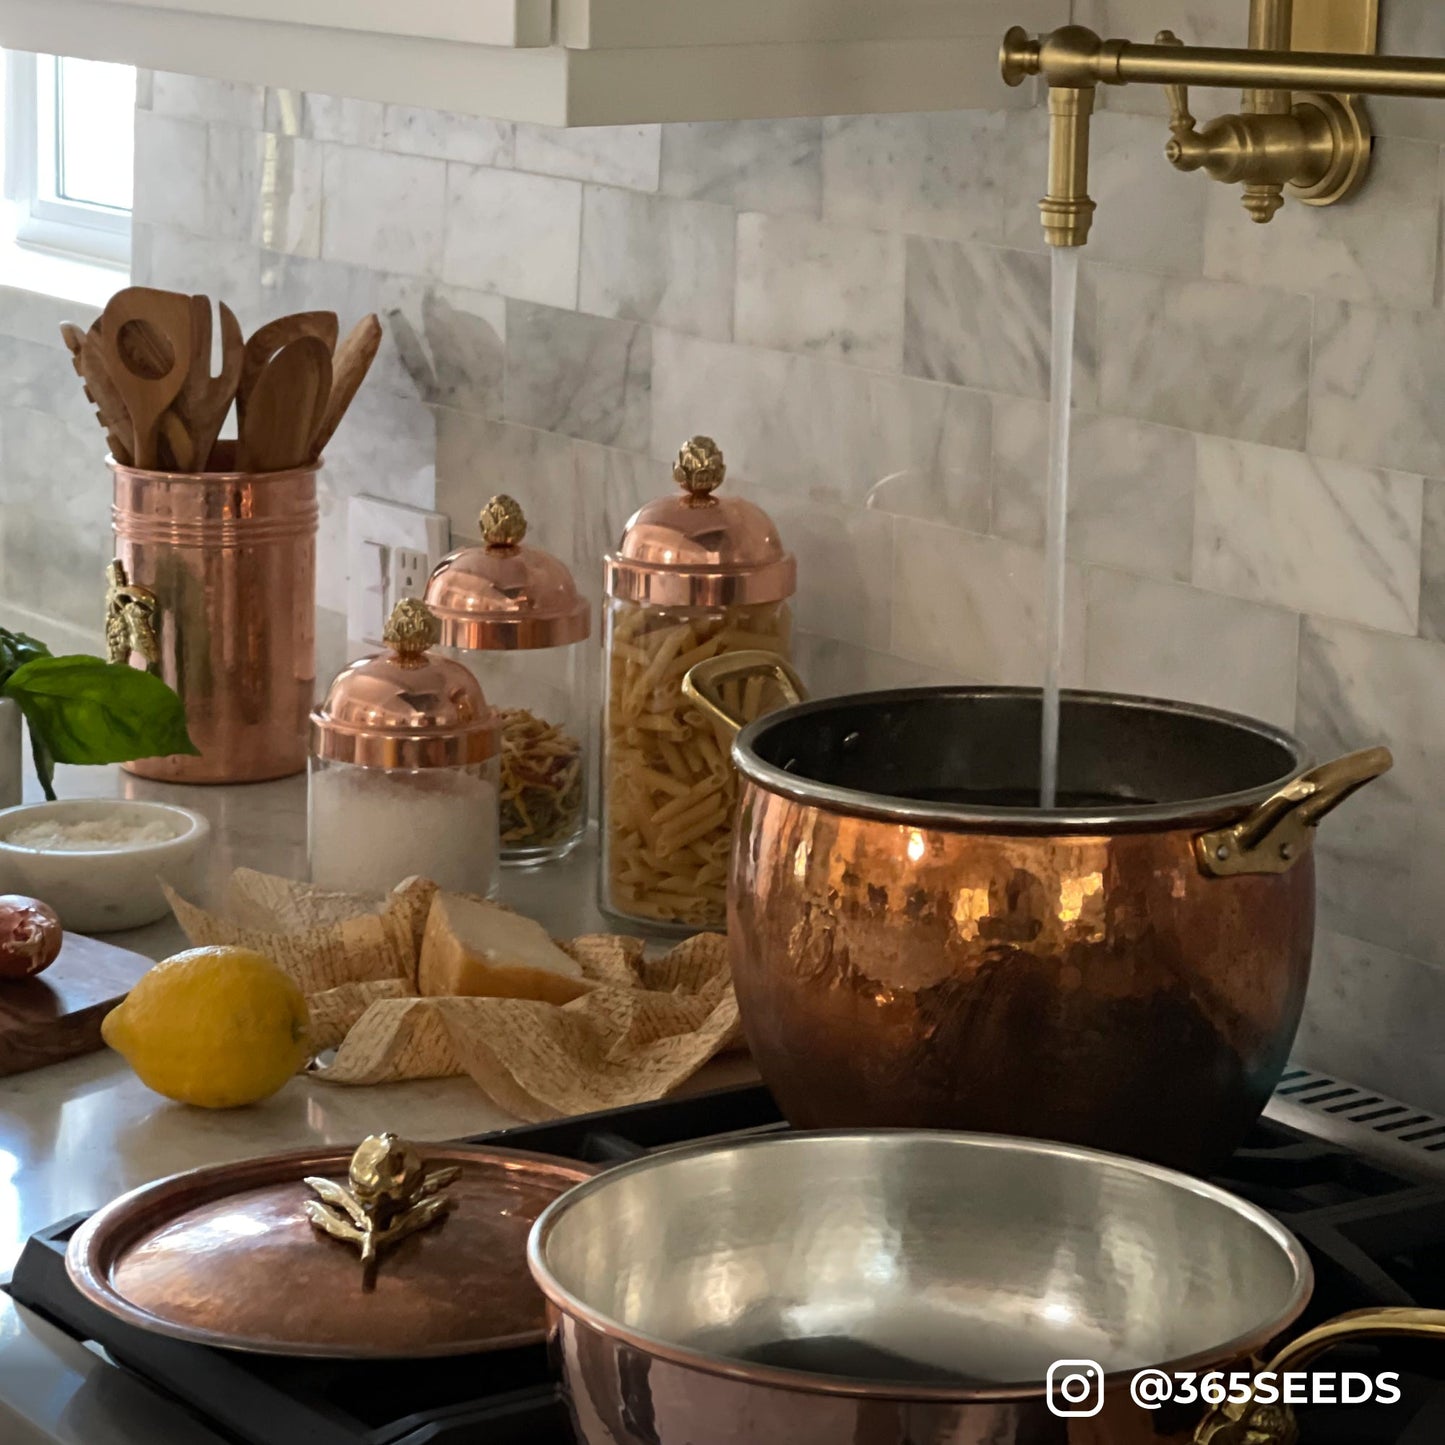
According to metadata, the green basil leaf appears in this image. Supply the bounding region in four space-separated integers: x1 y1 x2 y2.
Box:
2 655 198 764
0 628 51 687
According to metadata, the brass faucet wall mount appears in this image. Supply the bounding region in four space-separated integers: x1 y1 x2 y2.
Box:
1000 0 1445 247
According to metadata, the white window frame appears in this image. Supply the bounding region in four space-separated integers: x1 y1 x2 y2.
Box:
4 50 132 269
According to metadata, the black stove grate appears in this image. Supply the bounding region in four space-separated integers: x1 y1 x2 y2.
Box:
7 1084 1445 1445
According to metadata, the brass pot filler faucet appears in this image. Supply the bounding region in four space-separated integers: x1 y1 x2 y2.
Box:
1002 0 1445 246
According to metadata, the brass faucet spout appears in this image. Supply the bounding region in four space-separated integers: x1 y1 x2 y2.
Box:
1042 87 1097 248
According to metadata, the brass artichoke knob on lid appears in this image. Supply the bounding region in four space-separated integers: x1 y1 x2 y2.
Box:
674 435 727 503
479 494 528 549
382 596 442 662
605 436 796 608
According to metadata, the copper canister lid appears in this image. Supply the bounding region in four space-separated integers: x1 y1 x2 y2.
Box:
424 495 591 651
310 599 498 768
605 437 796 608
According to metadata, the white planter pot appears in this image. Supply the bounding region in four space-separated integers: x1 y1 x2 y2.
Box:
0 698 21 808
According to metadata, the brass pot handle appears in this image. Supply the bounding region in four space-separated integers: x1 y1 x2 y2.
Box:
1195 1306 1445 1443
681 650 808 742
1195 746 1393 878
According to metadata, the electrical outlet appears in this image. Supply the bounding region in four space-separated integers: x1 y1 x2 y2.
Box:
392 548 432 602
347 497 450 648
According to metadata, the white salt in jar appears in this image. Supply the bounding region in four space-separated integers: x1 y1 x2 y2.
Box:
308 599 501 897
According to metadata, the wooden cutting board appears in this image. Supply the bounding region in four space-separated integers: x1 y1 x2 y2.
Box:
0 934 153 1077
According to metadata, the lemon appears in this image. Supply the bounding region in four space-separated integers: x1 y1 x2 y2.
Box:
102 946 310 1109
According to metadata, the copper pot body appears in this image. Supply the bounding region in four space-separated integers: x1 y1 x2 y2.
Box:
553 1316 1252 1444
693 684 1392 1174
111 452 318 784
731 795 1311 1172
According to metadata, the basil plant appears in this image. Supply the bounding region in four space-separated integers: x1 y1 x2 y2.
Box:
0 628 196 800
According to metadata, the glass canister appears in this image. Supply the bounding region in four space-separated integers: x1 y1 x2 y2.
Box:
308 599 501 897
424 495 591 866
601 436 796 933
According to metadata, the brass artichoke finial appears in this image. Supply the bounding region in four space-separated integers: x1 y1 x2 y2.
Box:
303 1133 460 1290
383 598 441 659
674 436 726 501
480 494 527 548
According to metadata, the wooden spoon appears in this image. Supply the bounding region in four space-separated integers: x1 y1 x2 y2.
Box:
237 335 333 473
236 311 338 433
309 313 383 460
184 297 245 471
98 288 192 470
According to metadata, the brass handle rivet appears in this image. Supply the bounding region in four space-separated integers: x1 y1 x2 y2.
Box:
1216 845 1231 861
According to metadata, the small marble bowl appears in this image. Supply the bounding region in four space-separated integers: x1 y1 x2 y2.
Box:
0 799 209 933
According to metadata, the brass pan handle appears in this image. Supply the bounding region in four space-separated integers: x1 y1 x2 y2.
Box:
681 650 807 742
1195 746 1392 878
1195 1306 1445 1443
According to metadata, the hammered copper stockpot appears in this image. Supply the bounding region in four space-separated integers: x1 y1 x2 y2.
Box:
683 659 1392 1172
529 1131 1445 1445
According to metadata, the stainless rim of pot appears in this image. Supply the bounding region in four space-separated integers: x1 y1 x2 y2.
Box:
528 1128 1315 1403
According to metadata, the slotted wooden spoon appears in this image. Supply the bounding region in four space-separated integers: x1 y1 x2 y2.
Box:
97 288 192 470
184 297 245 471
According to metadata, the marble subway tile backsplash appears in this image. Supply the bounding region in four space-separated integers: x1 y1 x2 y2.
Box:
9 17 1445 1108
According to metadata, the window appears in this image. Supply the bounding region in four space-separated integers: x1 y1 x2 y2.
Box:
3 51 135 269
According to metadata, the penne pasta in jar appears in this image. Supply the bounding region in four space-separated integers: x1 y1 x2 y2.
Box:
600 437 796 933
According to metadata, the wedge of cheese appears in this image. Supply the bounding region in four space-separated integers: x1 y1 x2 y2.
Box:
418 892 591 1005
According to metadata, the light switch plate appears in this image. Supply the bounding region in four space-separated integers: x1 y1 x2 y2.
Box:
346 496 451 648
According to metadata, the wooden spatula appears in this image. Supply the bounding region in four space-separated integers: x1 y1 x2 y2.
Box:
237 335 333 473
184 297 245 471
309 313 383 460
236 310 338 433
98 288 192 469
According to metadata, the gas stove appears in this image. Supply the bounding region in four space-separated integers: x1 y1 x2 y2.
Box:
7 1072 1445 1445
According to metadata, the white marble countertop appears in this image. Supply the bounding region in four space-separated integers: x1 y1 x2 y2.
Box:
0 760 749 1444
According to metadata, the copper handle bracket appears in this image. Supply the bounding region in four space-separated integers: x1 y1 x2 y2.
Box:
1195 745 1392 877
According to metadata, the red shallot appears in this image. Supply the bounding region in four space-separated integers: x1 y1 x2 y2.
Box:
0 894 63 980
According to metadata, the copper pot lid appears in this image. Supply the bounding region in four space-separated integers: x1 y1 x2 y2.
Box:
605 437 796 608
425 495 591 651
311 599 499 768
66 1134 596 1358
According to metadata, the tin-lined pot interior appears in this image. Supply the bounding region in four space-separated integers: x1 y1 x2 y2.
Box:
531 1132 1311 1394
737 688 1306 829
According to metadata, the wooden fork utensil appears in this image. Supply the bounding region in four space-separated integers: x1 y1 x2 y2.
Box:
62 321 134 465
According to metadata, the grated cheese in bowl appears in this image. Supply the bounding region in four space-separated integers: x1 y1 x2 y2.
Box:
5 816 179 851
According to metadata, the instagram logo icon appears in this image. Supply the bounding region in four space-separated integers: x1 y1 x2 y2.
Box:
1046 1359 1105 1417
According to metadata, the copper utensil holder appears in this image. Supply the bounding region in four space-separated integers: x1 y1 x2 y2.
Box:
110 443 318 783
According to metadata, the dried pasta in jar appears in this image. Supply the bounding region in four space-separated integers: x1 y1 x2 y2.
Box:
600 436 796 933
602 600 792 928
